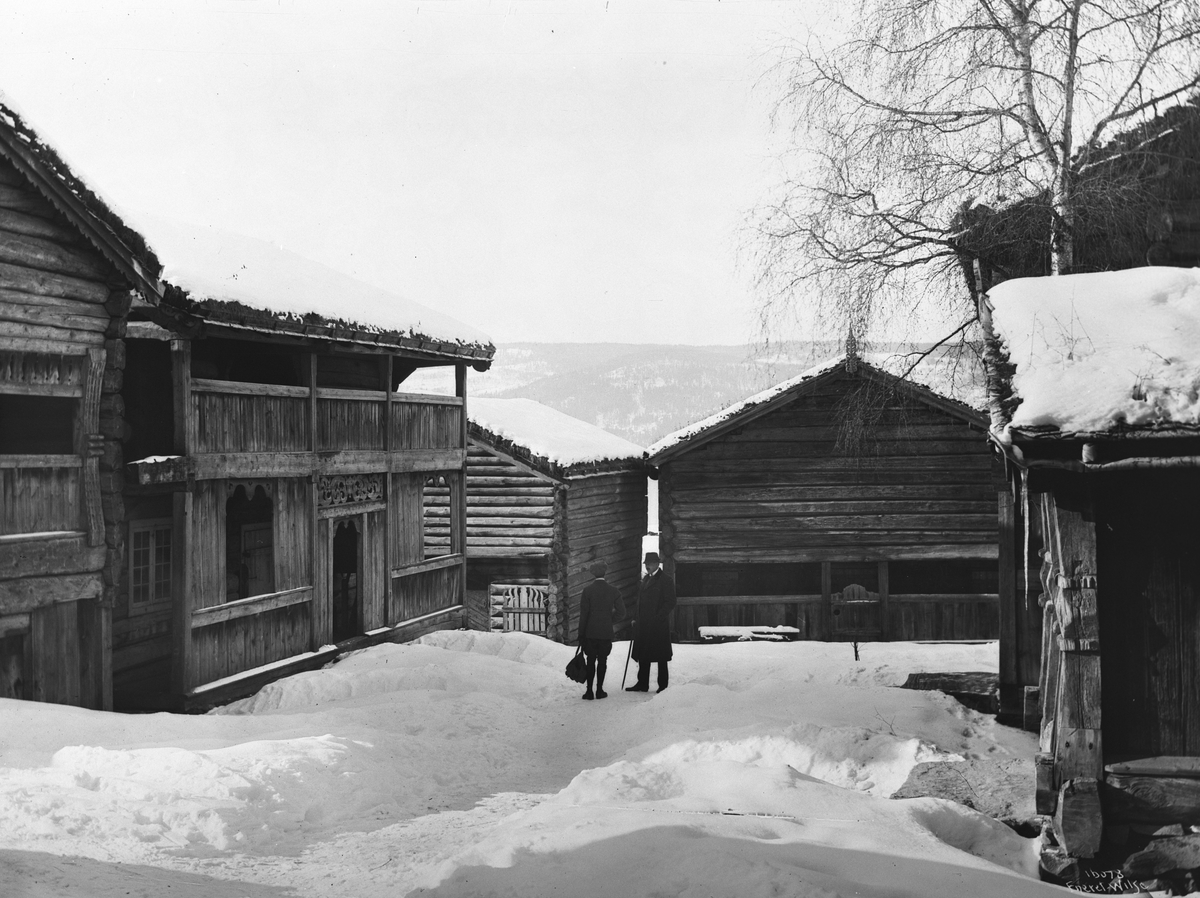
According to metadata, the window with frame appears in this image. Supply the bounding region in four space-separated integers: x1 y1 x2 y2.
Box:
129 518 172 609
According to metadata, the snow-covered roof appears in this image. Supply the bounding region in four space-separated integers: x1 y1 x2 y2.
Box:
0 93 162 300
988 267 1200 439
647 354 985 463
470 398 645 479
144 218 494 362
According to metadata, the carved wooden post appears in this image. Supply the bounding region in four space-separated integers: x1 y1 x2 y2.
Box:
82 347 106 546
455 363 468 628
1047 479 1104 857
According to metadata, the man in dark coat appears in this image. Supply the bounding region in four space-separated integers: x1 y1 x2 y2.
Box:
627 551 676 693
578 561 625 700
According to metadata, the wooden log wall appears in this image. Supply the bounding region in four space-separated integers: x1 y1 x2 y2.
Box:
562 470 647 644
660 372 997 566
0 153 131 709
426 447 556 558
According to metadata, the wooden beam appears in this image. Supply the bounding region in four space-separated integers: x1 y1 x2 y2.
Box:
1103 774 1200 825
391 553 464 579
677 594 823 606
0 454 83 468
672 543 1000 563
0 382 84 399
192 377 310 398
891 593 1000 603
0 534 102 578
456 363 468 627
1053 777 1102 858
878 560 890 640
0 335 90 355
997 486 1018 716
821 561 832 640
82 346 105 545
0 572 102 614
171 489 194 696
171 340 193 457
133 449 468 483
190 586 313 628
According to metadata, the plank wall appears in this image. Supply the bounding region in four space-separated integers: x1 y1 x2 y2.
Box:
562 470 647 644
0 154 122 708
662 377 996 563
184 477 313 689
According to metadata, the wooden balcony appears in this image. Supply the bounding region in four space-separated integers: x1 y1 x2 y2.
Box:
131 380 466 483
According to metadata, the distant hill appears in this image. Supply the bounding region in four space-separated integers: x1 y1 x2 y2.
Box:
404 341 986 447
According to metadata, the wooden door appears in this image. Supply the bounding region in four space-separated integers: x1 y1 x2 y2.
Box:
331 518 363 643
241 523 274 597
831 583 883 641
1101 473 1200 759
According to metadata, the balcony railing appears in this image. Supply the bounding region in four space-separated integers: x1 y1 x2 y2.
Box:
190 379 464 455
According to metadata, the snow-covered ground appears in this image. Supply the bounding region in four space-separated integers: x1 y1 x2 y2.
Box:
0 633 1063 897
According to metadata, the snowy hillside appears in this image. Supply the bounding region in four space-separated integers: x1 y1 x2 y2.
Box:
0 634 1061 898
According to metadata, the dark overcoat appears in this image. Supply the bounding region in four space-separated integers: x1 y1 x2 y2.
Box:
578 579 625 642
632 569 676 663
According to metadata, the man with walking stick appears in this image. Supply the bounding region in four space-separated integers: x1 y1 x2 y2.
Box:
626 551 676 694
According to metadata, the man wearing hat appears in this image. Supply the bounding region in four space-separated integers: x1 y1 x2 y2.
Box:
627 551 676 693
577 561 626 700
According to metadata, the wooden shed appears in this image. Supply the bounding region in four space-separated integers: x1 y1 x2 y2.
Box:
427 398 646 643
115 224 495 709
982 267 1200 861
647 351 1003 643
0 98 164 708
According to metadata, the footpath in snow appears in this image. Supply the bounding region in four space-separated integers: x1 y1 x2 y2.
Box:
0 633 1064 897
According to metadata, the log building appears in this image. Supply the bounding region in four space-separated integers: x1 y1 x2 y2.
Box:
955 96 1200 745
983 268 1200 862
430 398 646 643
647 351 1002 643
0 99 163 708
0 99 495 711
119 228 493 709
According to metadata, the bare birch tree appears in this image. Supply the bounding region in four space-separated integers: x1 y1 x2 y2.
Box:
754 0 1200 352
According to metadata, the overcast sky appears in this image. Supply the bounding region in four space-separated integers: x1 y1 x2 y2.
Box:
0 0 829 345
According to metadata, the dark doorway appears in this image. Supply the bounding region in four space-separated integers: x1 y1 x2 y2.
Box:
332 519 362 642
1100 473 1200 760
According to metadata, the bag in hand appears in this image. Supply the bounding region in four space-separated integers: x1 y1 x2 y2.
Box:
565 647 587 683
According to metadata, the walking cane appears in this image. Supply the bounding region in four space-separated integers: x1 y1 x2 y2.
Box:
620 624 634 689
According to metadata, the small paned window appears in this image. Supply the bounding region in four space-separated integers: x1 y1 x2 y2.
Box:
129 519 172 608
